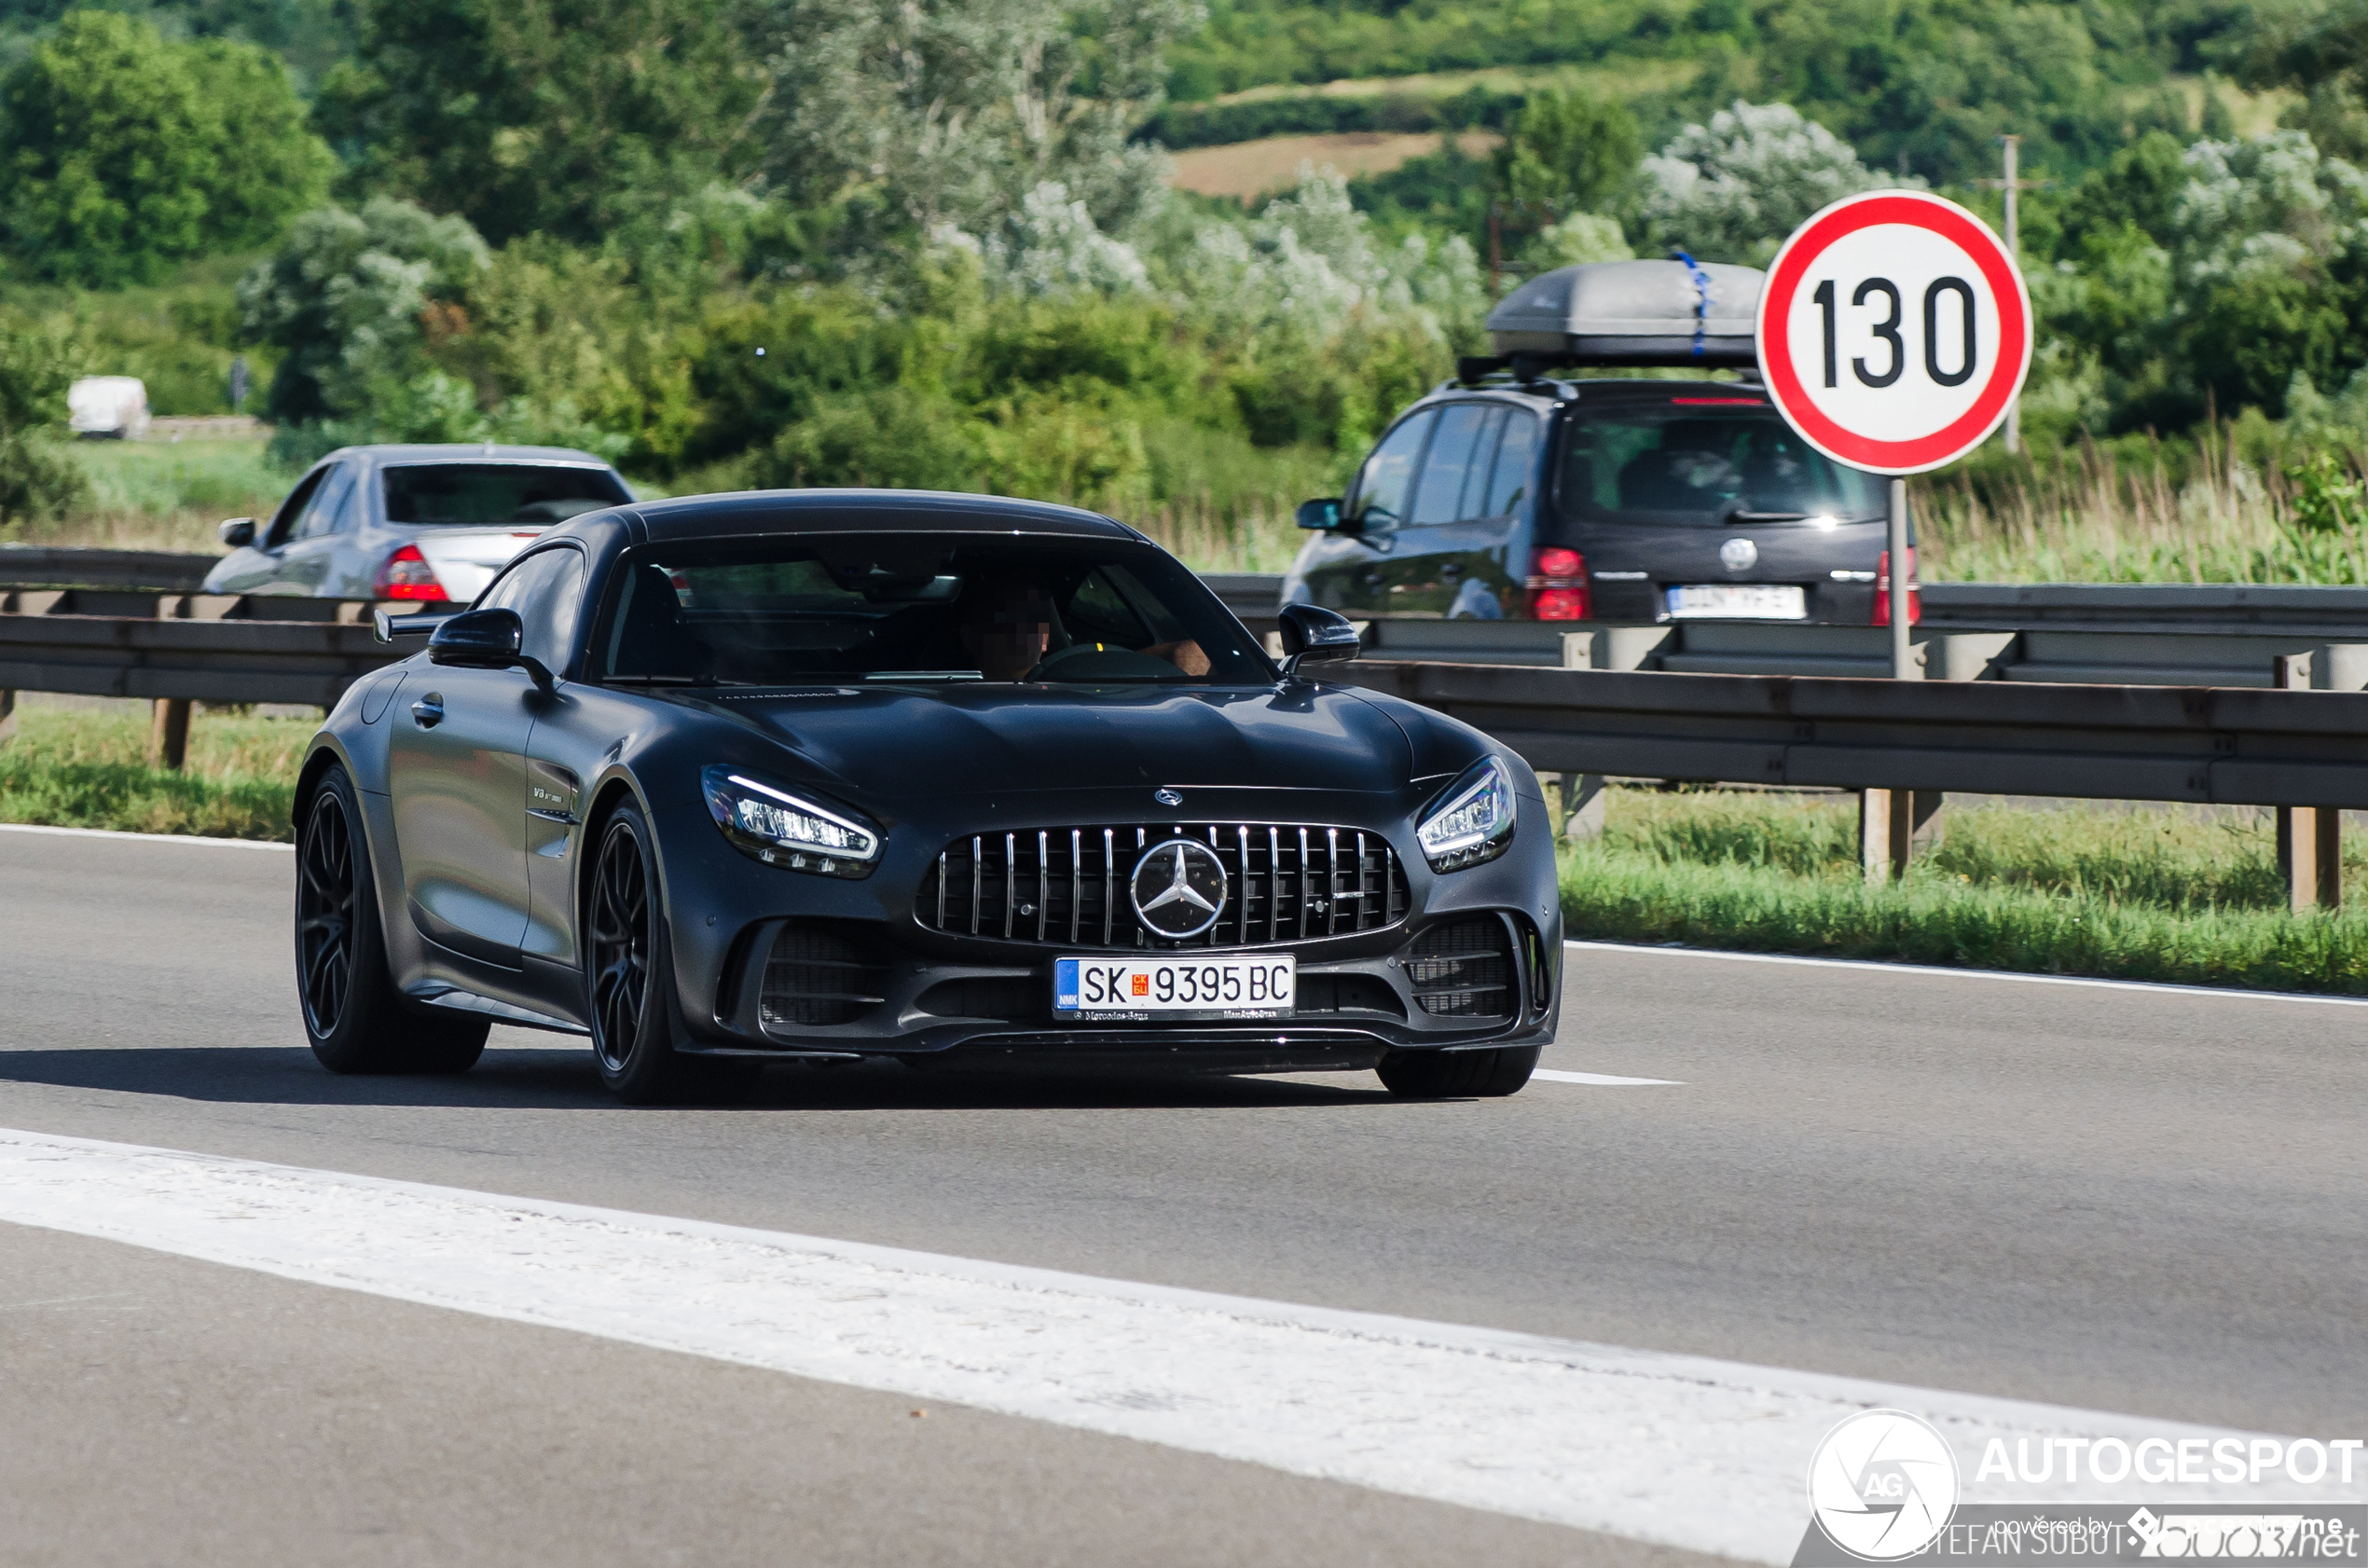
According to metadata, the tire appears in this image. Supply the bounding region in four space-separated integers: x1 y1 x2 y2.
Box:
296 764 489 1075
1375 1043 1541 1099
585 801 702 1105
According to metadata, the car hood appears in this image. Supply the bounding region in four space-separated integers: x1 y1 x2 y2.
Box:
685 683 1419 801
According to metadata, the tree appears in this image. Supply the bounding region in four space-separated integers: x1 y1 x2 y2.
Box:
313 0 767 246
0 11 333 286
239 198 489 424
1637 101 1897 267
761 0 1202 247
1490 88 1641 223
0 312 89 524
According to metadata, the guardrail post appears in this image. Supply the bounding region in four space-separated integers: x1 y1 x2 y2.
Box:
1558 774 1606 841
0 688 14 746
2274 653 2342 910
148 698 191 772
1860 789 1913 883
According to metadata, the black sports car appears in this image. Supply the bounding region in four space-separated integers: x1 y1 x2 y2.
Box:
294 491 1562 1104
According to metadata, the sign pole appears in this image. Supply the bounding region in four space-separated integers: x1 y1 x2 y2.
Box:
1889 478 1911 680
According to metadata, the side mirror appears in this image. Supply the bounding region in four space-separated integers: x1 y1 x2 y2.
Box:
218 517 256 548
1295 498 1343 532
1276 602 1360 681
426 607 553 694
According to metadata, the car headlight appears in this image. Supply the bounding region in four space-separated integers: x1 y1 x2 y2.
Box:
701 766 881 878
1416 757 1517 872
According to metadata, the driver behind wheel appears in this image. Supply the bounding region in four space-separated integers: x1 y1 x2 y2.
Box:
957 571 1208 681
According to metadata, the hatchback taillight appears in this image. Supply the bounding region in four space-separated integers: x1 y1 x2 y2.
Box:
1524 547 1590 621
1870 548 1921 626
374 543 448 601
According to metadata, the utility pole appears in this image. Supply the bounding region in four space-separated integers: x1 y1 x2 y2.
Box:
1978 134 2045 455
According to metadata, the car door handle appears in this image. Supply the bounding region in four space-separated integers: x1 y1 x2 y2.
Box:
410 695 445 729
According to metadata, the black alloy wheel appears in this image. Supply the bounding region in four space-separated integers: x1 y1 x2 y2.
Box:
296 784 357 1038
588 812 655 1077
584 801 742 1104
294 763 488 1075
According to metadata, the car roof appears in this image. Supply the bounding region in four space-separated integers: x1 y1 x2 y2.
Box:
322 444 624 468
626 488 1143 545
1418 377 1762 409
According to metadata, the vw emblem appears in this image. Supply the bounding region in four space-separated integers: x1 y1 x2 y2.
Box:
1130 839 1227 940
1719 537 1758 571
1153 788 1183 807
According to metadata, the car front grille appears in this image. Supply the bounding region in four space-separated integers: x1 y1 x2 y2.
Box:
915 823 1410 950
1407 917 1513 1018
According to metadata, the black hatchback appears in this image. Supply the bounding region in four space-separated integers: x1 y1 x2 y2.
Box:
1284 259 1916 630
1284 377 1914 629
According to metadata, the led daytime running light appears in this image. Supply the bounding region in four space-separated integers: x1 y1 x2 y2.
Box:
1416 758 1517 872
701 766 881 878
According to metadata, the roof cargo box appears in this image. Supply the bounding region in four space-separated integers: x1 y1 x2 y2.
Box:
1485 258 1764 368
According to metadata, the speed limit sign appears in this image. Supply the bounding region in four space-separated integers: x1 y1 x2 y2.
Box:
1756 190 2031 476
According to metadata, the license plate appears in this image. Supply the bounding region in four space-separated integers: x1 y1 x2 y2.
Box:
1053 956 1296 1019
1666 584 1808 620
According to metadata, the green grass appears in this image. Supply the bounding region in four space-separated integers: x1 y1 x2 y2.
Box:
1563 787 2368 996
4 433 297 554
0 701 308 840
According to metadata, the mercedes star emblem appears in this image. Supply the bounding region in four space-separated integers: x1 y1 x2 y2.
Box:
1153 788 1183 806
1130 839 1227 940
1719 536 1758 571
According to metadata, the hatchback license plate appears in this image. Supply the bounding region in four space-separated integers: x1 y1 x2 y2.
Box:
1054 956 1295 1019
1666 584 1807 620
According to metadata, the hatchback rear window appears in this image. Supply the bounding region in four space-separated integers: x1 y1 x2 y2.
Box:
1554 401 1884 529
381 463 629 527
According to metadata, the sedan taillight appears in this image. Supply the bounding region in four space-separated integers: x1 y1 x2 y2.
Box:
1870 548 1921 626
374 543 448 602
1524 547 1590 621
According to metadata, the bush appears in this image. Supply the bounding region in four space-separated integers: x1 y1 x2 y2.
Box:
0 313 89 526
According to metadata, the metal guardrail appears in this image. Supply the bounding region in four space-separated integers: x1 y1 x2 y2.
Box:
0 546 219 595
1213 573 2368 689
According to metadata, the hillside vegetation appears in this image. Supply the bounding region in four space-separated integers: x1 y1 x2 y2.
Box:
1 0 2367 583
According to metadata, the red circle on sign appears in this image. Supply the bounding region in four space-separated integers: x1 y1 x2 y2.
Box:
1758 192 2030 475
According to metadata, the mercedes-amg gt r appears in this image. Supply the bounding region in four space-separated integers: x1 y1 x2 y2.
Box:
293 490 1562 1103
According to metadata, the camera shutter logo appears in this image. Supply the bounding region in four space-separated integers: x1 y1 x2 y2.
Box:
1807 1409 1960 1561
1130 840 1228 940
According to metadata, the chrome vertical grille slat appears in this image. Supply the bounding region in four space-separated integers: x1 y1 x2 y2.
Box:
915 821 1408 950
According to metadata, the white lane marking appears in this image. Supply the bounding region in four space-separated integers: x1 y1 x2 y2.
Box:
0 821 293 851
1533 1069 1684 1086
0 1130 2338 1563
1567 939 2368 1008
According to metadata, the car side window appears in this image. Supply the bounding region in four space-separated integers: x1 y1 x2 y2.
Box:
292 463 357 541
480 548 586 672
1409 404 1494 526
1348 409 1434 531
264 466 332 548
1482 410 1541 516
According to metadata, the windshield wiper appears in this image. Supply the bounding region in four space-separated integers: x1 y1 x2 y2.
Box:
599 673 721 686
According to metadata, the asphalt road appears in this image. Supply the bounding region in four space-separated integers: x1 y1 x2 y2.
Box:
3 826 2364 1565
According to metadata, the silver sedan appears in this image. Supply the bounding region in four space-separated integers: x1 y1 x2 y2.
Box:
205 444 633 604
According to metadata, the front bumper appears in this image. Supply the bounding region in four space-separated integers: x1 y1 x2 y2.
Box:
694 906 1560 1067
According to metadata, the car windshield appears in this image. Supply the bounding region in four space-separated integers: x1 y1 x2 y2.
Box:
1553 398 1885 530
593 536 1273 687
382 463 629 527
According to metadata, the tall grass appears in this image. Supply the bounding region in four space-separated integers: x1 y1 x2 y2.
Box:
0 701 308 839
1564 786 2368 995
6 433 296 554
1914 424 2368 585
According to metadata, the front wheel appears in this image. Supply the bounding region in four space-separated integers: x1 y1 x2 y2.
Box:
585 801 704 1105
1375 1043 1539 1099
296 764 488 1074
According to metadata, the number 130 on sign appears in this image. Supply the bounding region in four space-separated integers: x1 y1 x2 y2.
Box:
1756 190 2031 476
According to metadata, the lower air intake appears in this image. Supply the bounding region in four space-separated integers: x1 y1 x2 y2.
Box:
1407 917 1513 1019
760 923 888 1029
